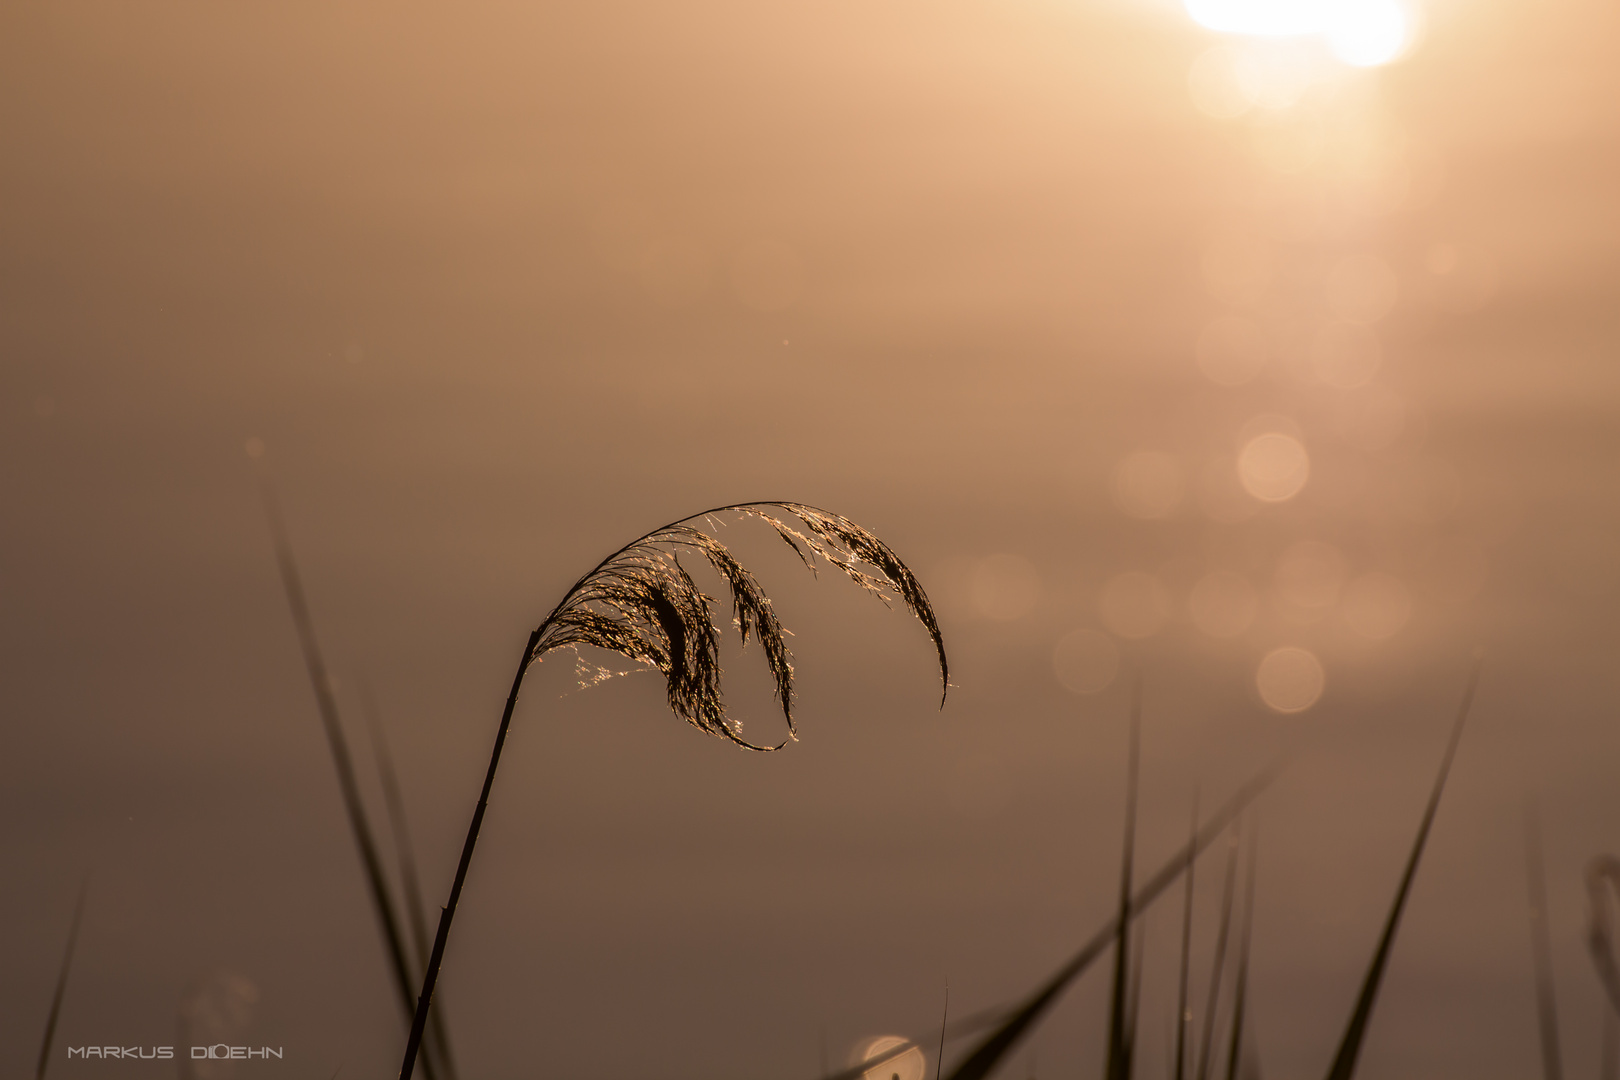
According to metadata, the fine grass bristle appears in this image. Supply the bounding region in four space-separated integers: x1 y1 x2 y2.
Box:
942 760 1284 1080
1524 800 1564 1080
1321 663 1480 1080
35 877 88 1080
529 502 948 750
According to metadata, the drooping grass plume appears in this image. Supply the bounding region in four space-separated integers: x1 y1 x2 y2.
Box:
1223 825 1258 1080
259 484 441 1080
1105 680 1143 1080
1195 823 1242 1080
1321 664 1480 1080
398 502 949 1080
1523 800 1563 1080
1174 794 1199 1080
35 877 87 1080
1588 855 1620 1015
360 677 459 1080
941 760 1284 1080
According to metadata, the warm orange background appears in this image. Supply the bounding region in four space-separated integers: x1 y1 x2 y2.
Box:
2 0 1617 1077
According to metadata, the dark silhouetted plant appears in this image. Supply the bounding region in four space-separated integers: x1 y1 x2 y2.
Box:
1321 665 1479 1080
940 760 1284 1080
1524 800 1563 1080
1195 823 1242 1080
1173 794 1199 1080
397 502 949 1080
262 485 450 1080
35 877 87 1080
1105 681 1143 1080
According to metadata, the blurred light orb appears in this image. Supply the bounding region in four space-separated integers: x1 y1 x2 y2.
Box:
1196 316 1270 386
1053 628 1122 695
1112 452 1186 519
971 554 1041 621
1188 571 1260 638
857 1038 926 1080
1342 571 1413 639
1256 646 1325 712
1098 572 1173 639
1238 432 1310 501
1183 0 1414 67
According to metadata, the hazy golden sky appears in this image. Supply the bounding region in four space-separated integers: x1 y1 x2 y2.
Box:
3 1 1618 1077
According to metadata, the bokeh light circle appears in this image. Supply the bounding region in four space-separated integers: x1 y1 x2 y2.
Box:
1238 432 1310 502
857 1037 926 1080
1053 629 1122 695
1256 646 1325 712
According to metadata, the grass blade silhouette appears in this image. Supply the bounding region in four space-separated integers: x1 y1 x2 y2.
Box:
942 760 1284 1080
261 484 438 1080
1174 794 1199 1080
1124 915 1146 1078
937 982 950 1080
1588 855 1620 1015
1105 680 1143 1080
398 503 949 1080
1523 800 1562 1080
361 677 459 1080
1195 824 1241 1080
35 877 87 1080
1224 826 1257 1080
1321 664 1480 1080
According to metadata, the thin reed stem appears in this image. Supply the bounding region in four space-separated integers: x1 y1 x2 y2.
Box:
35 877 88 1080
1105 678 1143 1080
1223 824 1257 1080
1322 663 1480 1080
1523 799 1563 1080
261 484 438 1080
1195 823 1241 1080
399 627 542 1080
1174 793 1199 1080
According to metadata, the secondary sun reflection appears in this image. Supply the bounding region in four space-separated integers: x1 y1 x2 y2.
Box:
1183 0 1416 67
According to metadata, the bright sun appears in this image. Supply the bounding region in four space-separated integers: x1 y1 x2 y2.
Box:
1183 0 1415 66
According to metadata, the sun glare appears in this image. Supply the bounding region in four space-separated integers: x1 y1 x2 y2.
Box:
1183 0 1415 67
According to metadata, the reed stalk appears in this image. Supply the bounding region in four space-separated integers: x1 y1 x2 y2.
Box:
261 484 441 1080
1105 680 1143 1080
35 877 87 1080
1523 800 1563 1080
1194 823 1241 1080
1223 825 1257 1080
942 759 1284 1080
1174 794 1199 1080
1321 663 1480 1080
397 503 948 1080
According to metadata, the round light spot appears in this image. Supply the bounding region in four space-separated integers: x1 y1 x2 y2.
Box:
1311 323 1382 389
1256 647 1325 713
1053 629 1122 695
1112 452 1185 520
857 1037 926 1080
971 554 1041 621
1196 316 1270 386
1098 572 1172 640
1273 540 1347 618
1238 433 1309 502
1188 571 1259 639
1342 572 1412 639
